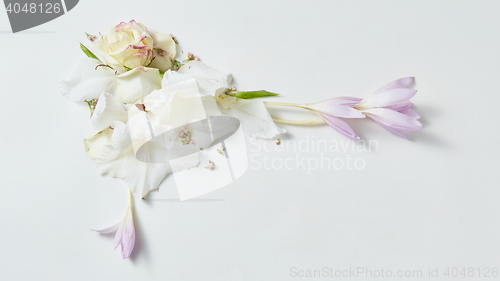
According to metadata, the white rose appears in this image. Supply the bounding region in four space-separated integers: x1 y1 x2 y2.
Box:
91 20 176 73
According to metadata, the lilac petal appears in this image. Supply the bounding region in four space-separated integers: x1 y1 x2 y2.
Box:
363 88 417 108
90 222 120 234
400 108 421 120
325 96 363 106
373 77 415 95
121 211 135 259
378 123 410 139
307 103 365 119
318 113 360 140
114 222 125 250
363 108 422 131
384 101 413 111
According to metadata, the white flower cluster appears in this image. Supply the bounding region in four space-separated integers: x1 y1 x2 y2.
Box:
58 21 285 198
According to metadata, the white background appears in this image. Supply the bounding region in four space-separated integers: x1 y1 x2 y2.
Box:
1 0 500 280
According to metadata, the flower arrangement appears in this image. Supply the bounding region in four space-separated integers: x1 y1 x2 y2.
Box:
59 20 422 259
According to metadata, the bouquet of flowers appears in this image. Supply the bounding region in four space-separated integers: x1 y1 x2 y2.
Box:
59 20 422 259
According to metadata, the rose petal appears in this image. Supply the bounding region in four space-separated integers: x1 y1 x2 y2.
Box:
149 33 177 71
83 128 113 160
92 39 127 73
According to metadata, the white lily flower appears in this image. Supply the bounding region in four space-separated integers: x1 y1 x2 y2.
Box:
92 92 129 132
96 120 169 198
58 57 115 102
115 66 162 104
177 61 232 96
215 94 285 139
176 63 283 139
144 70 219 129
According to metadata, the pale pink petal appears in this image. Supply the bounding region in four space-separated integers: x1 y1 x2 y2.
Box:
120 212 135 259
399 108 421 120
308 104 365 119
114 223 124 250
373 77 415 95
384 101 413 111
90 222 120 234
364 108 422 131
325 96 363 106
378 123 410 139
307 97 365 119
362 88 417 108
318 113 360 140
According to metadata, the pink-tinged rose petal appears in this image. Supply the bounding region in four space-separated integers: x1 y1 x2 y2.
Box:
400 108 421 120
363 108 422 131
318 113 360 140
373 77 415 95
362 88 417 108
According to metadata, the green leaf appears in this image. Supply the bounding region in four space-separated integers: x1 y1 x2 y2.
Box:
80 43 98 59
234 90 279 99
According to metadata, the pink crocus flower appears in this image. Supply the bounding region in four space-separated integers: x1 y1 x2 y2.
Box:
302 97 366 140
91 193 135 260
354 77 422 139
